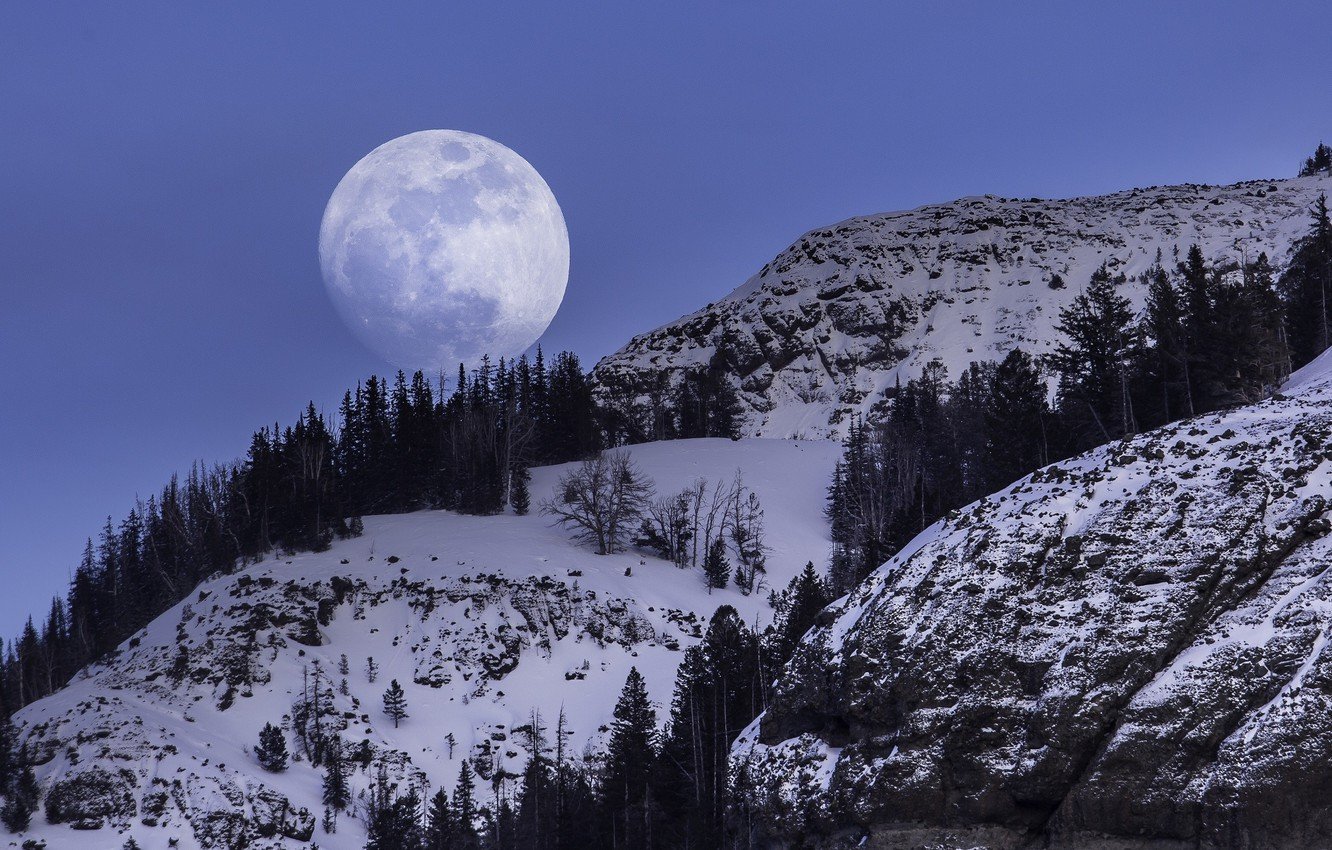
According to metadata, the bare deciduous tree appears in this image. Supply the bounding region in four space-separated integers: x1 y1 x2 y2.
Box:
728 471 768 594
641 490 693 567
541 451 654 554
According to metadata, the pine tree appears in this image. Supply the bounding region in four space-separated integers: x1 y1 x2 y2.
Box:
321 735 350 830
1282 194 1332 367
656 607 762 848
1050 264 1139 448
1208 253 1289 405
365 771 423 850
366 655 379 683
255 722 289 772
767 562 832 667
703 349 743 439
515 726 556 850
511 465 531 516
0 715 16 793
1241 252 1291 390
982 348 1049 491
602 667 657 849
420 787 451 849
1178 245 1236 412
703 537 730 591
1141 262 1193 423
451 761 481 849
1300 142 1332 177
1 745 37 832
383 679 409 727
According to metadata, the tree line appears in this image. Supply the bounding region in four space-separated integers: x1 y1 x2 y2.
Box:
829 196 1332 591
0 344 756 827
0 350 608 719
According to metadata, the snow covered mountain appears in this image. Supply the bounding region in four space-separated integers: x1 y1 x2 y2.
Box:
594 174 1332 439
732 351 1332 849
14 438 839 849
16 167 1332 850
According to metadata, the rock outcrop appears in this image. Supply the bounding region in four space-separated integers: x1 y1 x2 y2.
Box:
733 352 1332 848
595 174 1332 439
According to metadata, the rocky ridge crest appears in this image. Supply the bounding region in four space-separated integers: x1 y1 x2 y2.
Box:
595 174 1332 439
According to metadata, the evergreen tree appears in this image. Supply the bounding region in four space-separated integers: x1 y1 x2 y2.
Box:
703 536 730 591
423 787 454 850
511 465 531 516
451 761 481 849
2 745 36 832
1050 264 1139 448
1141 262 1194 423
655 607 762 849
0 717 15 794
602 667 658 849
255 722 289 772
365 772 423 850
766 562 832 667
982 349 1049 491
1301 142 1332 177
541 351 601 462
514 718 556 850
1282 194 1332 367
383 679 409 727
320 735 350 830
1178 245 1238 412
1209 253 1289 404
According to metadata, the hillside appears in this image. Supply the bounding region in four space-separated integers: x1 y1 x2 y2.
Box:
594 174 1332 439
732 351 1332 848
13 438 839 849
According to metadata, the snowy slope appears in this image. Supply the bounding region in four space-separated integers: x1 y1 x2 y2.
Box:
594 174 1332 439
732 350 1332 848
14 438 839 850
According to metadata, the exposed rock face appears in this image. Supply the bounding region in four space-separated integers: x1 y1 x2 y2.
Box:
21 568 684 848
734 354 1332 849
594 175 1332 439
43 766 137 827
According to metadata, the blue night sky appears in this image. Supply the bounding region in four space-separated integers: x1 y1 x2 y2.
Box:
2 1 1331 635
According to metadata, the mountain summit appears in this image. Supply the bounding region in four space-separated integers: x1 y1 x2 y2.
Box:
595 174 1332 439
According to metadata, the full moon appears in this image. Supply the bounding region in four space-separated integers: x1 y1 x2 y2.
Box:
318 130 569 371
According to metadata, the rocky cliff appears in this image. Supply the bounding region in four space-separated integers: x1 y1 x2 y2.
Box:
733 351 1332 849
594 174 1332 439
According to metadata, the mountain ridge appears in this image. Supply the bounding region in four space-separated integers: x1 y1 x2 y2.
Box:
594 173 1332 439
731 350 1332 849
11 167 1332 850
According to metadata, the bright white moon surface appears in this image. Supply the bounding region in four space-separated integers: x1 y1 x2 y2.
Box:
318 130 569 370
